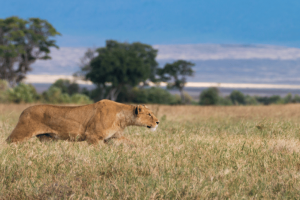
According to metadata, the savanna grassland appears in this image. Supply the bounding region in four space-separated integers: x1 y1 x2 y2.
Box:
1 104 300 199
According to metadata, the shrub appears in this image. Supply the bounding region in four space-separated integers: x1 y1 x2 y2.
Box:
230 90 245 105
182 92 194 104
283 93 293 104
42 87 71 104
0 79 9 91
172 92 196 105
147 87 178 104
132 87 148 103
71 94 93 104
173 94 182 104
52 79 80 95
199 87 219 105
269 95 282 104
218 96 233 105
42 87 93 104
255 95 282 105
130 87 180 104
245 95 259 105
8 83 39 103
294 95 300 103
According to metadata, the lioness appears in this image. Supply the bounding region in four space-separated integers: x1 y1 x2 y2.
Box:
6 100 159 145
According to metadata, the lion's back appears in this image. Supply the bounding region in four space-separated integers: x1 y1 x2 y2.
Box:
96 99 132 115
19 105 48 120
19 104 96 123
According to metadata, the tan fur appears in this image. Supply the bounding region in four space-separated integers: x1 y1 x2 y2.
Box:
6 100 159 145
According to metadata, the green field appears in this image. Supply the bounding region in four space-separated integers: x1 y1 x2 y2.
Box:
1 104 300 199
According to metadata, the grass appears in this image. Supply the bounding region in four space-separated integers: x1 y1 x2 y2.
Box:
1 104 300 199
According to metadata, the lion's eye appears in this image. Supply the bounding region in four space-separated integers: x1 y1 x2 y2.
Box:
148 113 151 116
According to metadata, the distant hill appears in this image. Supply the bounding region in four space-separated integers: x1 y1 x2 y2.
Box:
30 44 300 85
158 59 300 85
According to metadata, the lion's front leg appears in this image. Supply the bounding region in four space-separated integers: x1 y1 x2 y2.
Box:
103 130 122 144
86 135 100 146
104 130 135 146
114 136 136 147
36 134 57 143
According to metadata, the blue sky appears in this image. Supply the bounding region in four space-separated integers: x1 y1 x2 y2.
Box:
2 0 300 47
4 0 300 85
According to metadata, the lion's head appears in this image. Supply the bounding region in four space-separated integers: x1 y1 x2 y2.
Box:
135 105 159 131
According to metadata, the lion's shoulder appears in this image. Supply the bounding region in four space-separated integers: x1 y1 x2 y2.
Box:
96 99 130 108
95 100 134 117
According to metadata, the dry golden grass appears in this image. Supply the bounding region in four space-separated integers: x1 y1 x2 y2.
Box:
1 103 300 199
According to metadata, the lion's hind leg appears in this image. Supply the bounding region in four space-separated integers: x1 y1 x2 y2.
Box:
6 125 35 144
6 121 55 144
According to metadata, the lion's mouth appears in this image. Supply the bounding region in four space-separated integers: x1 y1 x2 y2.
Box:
147 125 157 132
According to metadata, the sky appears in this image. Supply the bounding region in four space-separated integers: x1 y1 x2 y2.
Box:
2 0 300 85
2 0 300 47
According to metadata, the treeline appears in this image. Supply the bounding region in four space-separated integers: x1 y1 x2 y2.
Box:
0 79 92 104
199 87 300 105
0 79 191 105
1 79 299 106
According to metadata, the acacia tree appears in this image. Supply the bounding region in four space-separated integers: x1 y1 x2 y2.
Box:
0 16 60 86
80 40 158 101
75 48 97 78
158 60 195 103
130 42 158 84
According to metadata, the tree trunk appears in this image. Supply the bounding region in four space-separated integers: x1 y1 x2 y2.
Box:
99 84 107 100
106 86 122 101
110 88 117 101
180 88 185 104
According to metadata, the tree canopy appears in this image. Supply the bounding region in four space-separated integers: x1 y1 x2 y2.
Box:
158 60 195 103
0 16 60 85
81 40 158 101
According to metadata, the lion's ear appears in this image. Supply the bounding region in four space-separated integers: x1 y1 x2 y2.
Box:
135 105 143 115
135 105 139 115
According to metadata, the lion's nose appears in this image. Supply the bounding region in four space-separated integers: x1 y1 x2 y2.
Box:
156 121 159 125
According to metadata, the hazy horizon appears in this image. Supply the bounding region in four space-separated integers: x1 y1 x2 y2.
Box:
28 43 300 85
